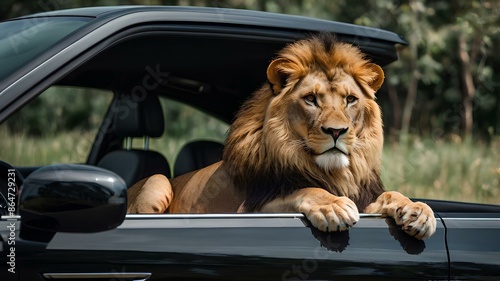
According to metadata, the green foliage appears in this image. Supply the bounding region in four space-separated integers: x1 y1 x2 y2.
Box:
5 87 112 136
160 98 228 139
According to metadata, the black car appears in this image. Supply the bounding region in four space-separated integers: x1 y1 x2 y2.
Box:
0 6 499 281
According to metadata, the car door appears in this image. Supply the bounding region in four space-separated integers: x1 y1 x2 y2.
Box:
2 213 448 281
441 213 500 280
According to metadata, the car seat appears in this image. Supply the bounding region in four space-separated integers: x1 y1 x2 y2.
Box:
98 94 171 187
173 140 224 177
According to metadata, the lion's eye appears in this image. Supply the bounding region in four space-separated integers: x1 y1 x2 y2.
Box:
304 94 317 106
346 95 358 104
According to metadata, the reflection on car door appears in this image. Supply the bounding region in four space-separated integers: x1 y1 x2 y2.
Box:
14 214 449 281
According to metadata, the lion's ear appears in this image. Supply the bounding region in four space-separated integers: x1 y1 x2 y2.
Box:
367 63 385 92
267 59 289 95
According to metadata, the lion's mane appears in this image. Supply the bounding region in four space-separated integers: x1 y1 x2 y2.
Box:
223 34 385 212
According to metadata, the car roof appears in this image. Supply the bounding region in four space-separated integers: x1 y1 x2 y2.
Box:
5 6 408 123
18 6 407 46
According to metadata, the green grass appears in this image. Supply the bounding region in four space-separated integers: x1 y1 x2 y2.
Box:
1 127 498 205
381 137 500 204
0 128 97 166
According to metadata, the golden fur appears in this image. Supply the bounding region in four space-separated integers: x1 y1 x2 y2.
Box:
127 34 436 239
224 35 385 212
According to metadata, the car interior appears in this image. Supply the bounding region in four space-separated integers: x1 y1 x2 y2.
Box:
96 93 172 186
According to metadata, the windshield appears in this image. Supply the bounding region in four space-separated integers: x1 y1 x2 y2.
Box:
0 17 91 81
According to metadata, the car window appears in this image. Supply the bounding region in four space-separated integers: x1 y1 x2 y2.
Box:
0 86 113 166
131 96 229 167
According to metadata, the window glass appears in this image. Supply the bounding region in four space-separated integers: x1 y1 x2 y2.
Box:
0 17 91 80
0 86 113 166
131 97 229 166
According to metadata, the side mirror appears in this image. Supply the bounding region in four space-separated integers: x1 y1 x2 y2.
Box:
19 164 127 239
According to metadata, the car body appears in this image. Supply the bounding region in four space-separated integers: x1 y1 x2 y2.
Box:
0 6 499 281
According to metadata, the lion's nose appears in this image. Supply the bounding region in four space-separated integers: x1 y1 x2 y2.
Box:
322 127 348 141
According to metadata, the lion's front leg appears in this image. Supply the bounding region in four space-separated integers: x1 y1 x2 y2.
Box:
254 187 360 232
364 191 436 239
127 174 173 214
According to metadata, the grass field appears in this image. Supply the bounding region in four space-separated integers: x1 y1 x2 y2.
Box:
1 127 499 205
381 137 500 204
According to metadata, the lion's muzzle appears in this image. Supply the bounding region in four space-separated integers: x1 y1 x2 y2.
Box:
321 126 348 141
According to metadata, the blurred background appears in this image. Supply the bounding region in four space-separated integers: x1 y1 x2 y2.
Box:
1 0 499 203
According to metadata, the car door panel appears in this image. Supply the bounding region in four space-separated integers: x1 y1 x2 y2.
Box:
13 215 448 281
441 215 500 280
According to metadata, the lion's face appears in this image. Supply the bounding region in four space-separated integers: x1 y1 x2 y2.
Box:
224 35 386 211
263 39 385 173
285 69 366 170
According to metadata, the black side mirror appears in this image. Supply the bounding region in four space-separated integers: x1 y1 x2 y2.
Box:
19 164 127 240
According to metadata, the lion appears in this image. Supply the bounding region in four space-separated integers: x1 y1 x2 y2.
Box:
127 34 436 240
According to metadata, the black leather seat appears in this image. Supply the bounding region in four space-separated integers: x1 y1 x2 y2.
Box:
98 94 171 187
173 140 224 177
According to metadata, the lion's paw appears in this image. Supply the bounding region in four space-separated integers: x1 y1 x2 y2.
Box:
127 174 173 214
395 201 436 240
299 196 360 232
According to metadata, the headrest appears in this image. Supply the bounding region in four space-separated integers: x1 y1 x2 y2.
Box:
173 140 224 177
113 94 164 138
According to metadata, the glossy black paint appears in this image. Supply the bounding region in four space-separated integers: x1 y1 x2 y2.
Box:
440 214 500 280
5 207 496 280
3 214 448 281
19 164 127 235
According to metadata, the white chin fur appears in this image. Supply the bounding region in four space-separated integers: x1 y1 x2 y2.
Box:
315 153 349 170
